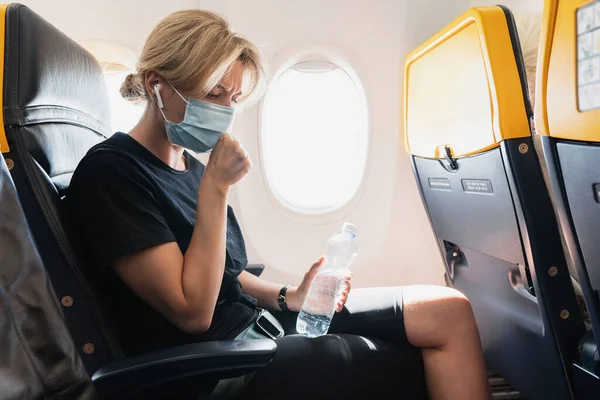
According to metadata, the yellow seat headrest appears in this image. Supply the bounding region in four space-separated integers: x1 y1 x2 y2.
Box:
404 6 531 159
535 0 600 143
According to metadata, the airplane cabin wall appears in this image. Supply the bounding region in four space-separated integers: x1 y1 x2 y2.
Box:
17 0 198 50
16 0 541 290
197 0 474 288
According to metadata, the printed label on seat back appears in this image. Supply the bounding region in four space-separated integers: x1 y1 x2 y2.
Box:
577 1 600 112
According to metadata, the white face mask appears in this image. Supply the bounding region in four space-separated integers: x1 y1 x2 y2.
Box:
155 83 235 153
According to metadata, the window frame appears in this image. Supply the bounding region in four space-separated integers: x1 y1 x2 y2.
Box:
258 46 371 224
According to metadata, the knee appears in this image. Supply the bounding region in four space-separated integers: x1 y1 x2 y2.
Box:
426 287 473 322
436 288 476 329
403 286 478 347
430 290 481 350
405 285 472 314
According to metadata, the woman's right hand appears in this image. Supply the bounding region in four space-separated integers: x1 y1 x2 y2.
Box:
204 134 251 191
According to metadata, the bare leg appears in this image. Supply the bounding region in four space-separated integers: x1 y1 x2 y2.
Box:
403 285 491 400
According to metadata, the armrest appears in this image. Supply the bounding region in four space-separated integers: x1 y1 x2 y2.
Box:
246 263 265 277
92 339 277 398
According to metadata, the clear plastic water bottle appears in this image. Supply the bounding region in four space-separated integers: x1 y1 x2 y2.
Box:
296 223 358 337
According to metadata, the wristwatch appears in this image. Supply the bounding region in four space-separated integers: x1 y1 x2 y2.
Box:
278 285 291 312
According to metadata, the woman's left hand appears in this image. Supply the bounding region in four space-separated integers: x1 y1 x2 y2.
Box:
286 256 353 313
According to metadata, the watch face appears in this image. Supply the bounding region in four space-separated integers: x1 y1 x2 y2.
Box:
278 285 291 311
278 295 288 311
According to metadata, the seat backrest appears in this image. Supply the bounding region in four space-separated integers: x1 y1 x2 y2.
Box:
0 147 95 396
1 3 122 375
404 6 585 399
534 0 600 389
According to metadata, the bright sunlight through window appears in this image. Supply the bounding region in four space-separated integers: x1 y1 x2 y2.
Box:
103 70 145 133
262 61 368 211
80 40 144 133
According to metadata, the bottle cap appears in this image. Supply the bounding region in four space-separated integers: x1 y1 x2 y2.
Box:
342 223 357 237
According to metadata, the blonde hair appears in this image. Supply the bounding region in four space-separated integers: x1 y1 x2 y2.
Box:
120 9 265 104
515 13 541 108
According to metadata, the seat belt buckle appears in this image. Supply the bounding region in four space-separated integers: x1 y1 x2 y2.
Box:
255 310 284 340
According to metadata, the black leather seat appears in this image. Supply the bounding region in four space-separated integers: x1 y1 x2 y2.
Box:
1 4 275 398
404 6 585 400
0 150 95 400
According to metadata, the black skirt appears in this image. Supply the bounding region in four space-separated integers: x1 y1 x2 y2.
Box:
237 286 428 400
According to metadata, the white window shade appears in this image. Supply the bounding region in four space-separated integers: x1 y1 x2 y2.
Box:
261 61 368 212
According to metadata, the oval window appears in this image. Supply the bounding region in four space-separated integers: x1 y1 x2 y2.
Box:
261 61 368 211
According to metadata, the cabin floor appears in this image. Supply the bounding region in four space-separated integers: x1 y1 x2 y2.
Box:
489 372 526 399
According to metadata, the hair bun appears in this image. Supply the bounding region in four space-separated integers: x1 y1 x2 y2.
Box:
119 73 146 103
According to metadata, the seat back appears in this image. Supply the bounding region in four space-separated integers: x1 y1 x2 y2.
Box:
404 6 585 399
1 3 121 375
534 0 600 393
0 142 94 396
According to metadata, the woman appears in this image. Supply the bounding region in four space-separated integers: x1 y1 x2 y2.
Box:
67 9 490 399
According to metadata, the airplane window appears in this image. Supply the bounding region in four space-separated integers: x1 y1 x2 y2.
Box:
80 40 144 133
261 61 368 211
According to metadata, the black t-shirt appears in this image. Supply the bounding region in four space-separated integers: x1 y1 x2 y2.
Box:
66 132 257 355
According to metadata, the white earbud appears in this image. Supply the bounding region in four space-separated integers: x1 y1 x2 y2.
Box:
154 83 164 109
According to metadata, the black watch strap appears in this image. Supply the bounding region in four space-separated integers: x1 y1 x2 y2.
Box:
278 285 291 312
